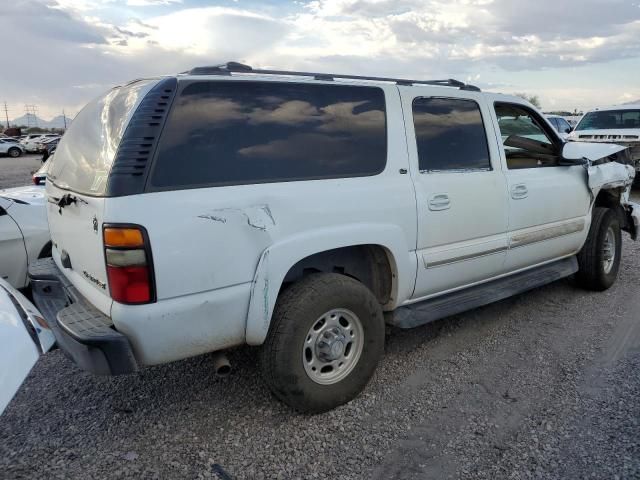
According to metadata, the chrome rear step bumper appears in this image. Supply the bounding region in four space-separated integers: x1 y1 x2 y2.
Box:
28 258 138 375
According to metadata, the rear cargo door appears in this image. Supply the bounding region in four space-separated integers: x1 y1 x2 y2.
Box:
46 79 160 314
46 184 111 314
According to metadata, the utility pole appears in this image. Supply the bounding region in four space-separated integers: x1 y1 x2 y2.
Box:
2 102 9 128
62 109 67 130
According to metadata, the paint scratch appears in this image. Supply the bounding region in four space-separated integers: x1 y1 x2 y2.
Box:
197 214 227 223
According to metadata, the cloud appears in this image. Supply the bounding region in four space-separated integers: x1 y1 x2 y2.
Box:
1 0 640 118
126 0 182 6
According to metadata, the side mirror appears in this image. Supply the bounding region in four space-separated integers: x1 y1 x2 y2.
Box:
564 127 572 134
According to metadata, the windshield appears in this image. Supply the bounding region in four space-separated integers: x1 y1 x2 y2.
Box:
48 79 158 196
576 109 640 131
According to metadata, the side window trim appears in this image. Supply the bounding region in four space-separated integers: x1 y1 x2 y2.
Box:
412 96 493 174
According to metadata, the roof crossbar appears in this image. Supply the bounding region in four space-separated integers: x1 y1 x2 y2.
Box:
184 62 481 92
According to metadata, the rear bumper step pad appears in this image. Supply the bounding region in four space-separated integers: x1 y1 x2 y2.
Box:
29 258 138 375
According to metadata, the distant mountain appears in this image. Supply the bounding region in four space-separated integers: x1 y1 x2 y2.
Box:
8 114 73 129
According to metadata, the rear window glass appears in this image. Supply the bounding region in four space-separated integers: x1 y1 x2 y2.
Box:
48 79 158 195
149 81 387 189
412 97 490 171
576 109 640 130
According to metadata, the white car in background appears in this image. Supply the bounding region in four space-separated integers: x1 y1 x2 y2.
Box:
546 115 573 139
0 185 50 288
0 277 54 414
21 134 60 153
0 138 24 158
568 104 640 171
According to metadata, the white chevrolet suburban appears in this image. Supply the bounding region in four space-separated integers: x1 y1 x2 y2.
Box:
29 63 639 412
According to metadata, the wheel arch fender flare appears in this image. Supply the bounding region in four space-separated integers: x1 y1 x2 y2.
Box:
245 223 415 345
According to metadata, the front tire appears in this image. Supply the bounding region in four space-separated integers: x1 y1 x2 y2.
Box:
260 273 385 413
8 147 21 158
576 207 622 291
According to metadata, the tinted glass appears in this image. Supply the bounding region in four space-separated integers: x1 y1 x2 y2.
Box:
557 118 571 132
576 109 640 130
150 81 387 188
48 79 158 195
412 97 490 171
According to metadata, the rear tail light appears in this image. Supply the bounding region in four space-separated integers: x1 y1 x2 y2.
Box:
103 225 155 304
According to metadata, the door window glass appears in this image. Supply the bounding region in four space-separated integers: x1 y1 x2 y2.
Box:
495 103 559 169
412 97 491 171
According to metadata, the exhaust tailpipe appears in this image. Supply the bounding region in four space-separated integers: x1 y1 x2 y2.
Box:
212 352 231 377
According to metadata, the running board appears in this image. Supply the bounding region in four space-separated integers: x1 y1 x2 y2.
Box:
390 257 578 329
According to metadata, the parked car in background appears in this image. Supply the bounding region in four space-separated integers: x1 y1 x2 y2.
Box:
0 277 55 414
568 104 640 171
21 134 59 153
38 137 59 162
0 185 50 288
546 115 573 139
32 160 51 185
0 138 24 157
30 63 639 413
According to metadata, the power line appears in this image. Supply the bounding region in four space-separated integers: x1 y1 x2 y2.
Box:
24 104 39 128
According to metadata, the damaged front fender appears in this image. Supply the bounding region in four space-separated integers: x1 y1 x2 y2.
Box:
574 144 638 240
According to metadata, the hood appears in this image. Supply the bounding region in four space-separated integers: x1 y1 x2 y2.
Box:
562 141 629 162
569 129 640 143
0 185 46 206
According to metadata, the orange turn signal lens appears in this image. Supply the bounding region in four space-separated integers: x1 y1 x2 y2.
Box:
103 227 144 248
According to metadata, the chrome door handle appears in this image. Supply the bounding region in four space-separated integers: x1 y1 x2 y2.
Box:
428 193 451 211
511 184 528 199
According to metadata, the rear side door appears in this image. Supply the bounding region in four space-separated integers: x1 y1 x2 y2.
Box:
400 88 509 298
489 99 591 272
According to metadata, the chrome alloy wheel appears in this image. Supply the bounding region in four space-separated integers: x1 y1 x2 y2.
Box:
302 308 364 385
602 226 616 274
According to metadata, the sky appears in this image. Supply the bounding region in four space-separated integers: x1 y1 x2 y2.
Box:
1 0 639 120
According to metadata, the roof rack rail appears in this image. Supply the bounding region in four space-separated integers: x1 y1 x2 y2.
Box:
183 62 481 92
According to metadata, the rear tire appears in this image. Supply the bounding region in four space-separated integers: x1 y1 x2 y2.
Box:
8 147 21 158
260 273 385 413
576 207 621 291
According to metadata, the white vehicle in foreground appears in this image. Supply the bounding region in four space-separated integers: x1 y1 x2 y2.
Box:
568 104 640 171
0 138 24 158
0 277 54 414
0 185 51 288
30 63 639 412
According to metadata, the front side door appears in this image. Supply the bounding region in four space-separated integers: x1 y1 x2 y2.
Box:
489 100 591 272
400 90 509 299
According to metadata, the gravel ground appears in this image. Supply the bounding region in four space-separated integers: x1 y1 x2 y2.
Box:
1 160 639 479
0 153 43 189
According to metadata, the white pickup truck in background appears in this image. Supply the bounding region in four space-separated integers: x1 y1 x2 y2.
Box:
568 104 640 173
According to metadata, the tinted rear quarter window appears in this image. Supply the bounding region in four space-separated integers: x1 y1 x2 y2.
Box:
412 97 490 171
149 81 387 189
